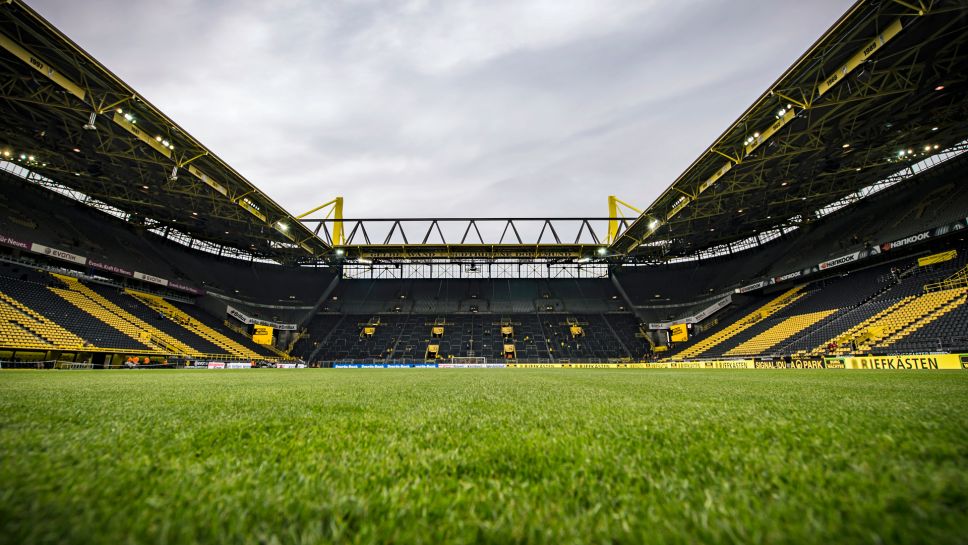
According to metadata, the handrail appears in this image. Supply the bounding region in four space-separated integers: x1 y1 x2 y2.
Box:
924 265 968 292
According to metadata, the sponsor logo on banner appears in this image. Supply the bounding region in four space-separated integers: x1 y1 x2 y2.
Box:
168 281 204 295
649 296 731 329
226 306 247 323
773 270 802 283
226 305 297 331
702 359 755 369
670 323 688 343
334 363 442 368
819 252 859 271
558 363 655 368
438 363 506 368
824 359 846 369
735 281 768 294
881 231 930 252
134 271 169 286
841 354 964 370
880 220 965 253
30 243 87 265
791 358 826 368
226 362 251 369
252 325 274 345
207 362 225 369
275 363 298 368
89 260 133 277
754 358 827 369
0 233 31 251
692 296 731 322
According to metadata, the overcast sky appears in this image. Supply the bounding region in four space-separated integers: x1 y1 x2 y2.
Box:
32 0 852 219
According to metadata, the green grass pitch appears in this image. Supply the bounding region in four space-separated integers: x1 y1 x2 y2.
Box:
1 369 966 544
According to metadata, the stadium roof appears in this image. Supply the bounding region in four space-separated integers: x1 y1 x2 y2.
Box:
1 0 966 265
0 0 331 263
610 0 968 260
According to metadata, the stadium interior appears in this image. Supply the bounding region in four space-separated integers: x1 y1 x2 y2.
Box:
0 0 966 368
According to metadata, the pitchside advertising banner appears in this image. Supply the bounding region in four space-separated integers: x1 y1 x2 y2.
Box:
825 354 966 370
259 355 966 369
507 363 646 368
334 363 440 368
438 363 507 368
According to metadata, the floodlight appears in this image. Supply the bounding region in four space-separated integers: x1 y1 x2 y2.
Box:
82 112 97 131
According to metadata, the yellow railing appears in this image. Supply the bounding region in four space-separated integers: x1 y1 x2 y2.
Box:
924 265 968 292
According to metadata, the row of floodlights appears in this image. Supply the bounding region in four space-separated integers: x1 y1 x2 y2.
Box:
1 149 47 167
117 108 176 151
743 104 795 145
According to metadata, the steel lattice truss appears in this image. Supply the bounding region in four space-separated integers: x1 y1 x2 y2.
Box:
1 0 966 265
300 217 634 260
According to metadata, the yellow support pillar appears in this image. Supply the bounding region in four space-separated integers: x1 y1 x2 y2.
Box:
296 197 344 246
607 196 643 244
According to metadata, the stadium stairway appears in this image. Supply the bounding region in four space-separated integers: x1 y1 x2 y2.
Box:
84 283 227 356
48 279 166 353
779 288 900 356
882 293 968 353
52 275 195 355
724 309 837 357
0 274 151 351
0 293 86 350
808 288 965 356
670 286 805 360
807 297 914 356
872 288 967 350
127 291 262 359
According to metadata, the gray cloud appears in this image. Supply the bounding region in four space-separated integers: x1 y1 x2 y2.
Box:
31 0 853 218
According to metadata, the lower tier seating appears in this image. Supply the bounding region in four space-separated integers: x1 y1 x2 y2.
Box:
303 312 645 363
